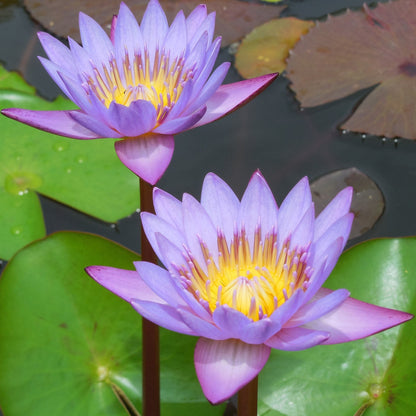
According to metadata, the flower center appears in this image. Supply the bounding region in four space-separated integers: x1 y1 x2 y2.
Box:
86 49 194 124
179 228 311 321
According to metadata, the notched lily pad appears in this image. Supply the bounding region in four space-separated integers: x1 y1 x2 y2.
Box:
24 0 285 47
0 231 226 416
259 237 416 416
286 0 416 139
0 67 140 260
235 17 314 79
310 167 384 239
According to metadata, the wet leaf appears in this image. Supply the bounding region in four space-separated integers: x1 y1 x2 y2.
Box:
0 67 140 260
259 237 416 416
0 232 226 416
310 167 384 239
24 0 285 47
235 17 314 79
286 0 416 139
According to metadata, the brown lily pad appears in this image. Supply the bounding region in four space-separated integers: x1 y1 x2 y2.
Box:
235 17 314 79
24 0 285 47
310 168 384 240
286 0 416 139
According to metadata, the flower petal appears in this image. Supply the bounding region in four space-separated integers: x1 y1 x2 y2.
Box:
140 212 186 263
140 0 168 64
277 177 312 249
238 170 278 246
163 10 187 60
38 32 74 75
182 193 218 266
79 12 114 65
285 288 350 328
201 172 240 244
179 310 228 340
192 73 278 128
265 327 330 351
134 261 186 308
212 305 282 344
131 299 196 336
153 187 183 231
195 338 270 404
114 134 174 184
107 100 156 137
306 288 413 344
85 265 162 303
186 4 207 40
69 110 122 138
153 106 206 134
1 108 100 139
314 187 353 242
114 2 144 66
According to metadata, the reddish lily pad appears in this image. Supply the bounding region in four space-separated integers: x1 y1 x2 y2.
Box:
24 0 285 47
235 17 314 79
310 168 384 239
0 232 226 416
286 0 416 139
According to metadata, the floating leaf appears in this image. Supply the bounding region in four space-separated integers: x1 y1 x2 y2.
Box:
0 67 140 260
286 0 416 139
24 0 285 47
259 237 416 415
0 232 226 416
235 17 314 79
310 167 384 239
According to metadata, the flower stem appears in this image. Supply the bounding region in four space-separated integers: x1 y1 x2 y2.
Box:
237 376 258 416
140 178 160 416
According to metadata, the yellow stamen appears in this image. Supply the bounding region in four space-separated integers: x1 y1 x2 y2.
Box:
86 49 193 124
178 229 311 321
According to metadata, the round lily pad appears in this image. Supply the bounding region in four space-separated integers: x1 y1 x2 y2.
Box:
0 67 140 259
310 168 384 239
0 232 226 415
259 237 416 415
235 17 314 79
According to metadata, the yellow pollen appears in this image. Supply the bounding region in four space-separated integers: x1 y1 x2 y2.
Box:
86 49 193 124
179 228 311 321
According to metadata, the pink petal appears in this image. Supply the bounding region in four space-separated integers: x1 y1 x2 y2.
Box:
114 134 174 184
134 261 186 308
85 265 162 303
200 172 240 244
314 187 353 242
131 299 196 336
306 288 413 344
192 73 278 128
1 108 100 139
238 170 278 247
153 187 184 231
265 327 330 351
179 310 228 340
195 338 270 404
285 288 350 328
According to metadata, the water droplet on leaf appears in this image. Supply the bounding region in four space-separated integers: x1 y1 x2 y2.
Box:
4 172 42 195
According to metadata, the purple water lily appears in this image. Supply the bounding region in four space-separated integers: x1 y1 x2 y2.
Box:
1 0 277 184
86 171 412 404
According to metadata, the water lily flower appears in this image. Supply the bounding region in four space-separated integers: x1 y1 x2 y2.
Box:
1 0 277 184
86 171 412 404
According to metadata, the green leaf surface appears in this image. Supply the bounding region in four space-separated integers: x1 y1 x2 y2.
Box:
0 68 140 260
259 238 416 416
0 232 225 415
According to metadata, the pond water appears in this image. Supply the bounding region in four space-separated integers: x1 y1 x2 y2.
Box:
0 0 415 263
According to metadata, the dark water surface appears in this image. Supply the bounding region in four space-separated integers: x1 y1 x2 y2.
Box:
0 0 414 262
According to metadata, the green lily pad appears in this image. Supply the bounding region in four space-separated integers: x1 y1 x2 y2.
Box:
0 231 226 415
259 237 416 415
0 67 140 260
